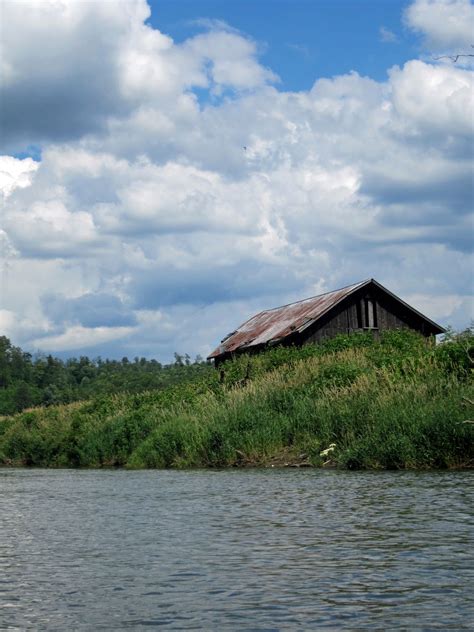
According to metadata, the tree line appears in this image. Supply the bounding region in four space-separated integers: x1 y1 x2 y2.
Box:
0 336 211 415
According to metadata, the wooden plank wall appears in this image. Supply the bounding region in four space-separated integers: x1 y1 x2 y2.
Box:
303 296 414 345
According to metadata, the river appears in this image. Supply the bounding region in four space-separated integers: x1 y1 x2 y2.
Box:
1 469 473 630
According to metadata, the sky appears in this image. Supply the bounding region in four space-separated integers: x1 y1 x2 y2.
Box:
0 0 473 362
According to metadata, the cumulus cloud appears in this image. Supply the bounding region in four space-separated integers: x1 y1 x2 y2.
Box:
0 156 39 198
0 0 472 360
1 0 140 148
0 0 275 151
405 0 474 53
31 326 136 354
389 60 473 138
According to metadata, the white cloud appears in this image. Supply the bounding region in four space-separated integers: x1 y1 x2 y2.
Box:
0 310 16 336
0 0 472 359
31 326 135 353
405 293 471 321
390 60 474 137
182 30 277 91
0 0 275 151
405 0 474 52
0 156 39 198
379 27 399 43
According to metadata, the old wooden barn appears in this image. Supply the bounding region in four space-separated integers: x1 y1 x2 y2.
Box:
207 278 445 365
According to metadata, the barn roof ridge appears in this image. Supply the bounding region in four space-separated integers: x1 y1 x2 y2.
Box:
261 278 371 314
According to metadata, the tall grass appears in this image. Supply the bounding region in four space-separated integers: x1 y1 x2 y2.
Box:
0 329 472 469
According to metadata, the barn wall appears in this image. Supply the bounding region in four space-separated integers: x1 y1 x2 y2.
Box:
303 303 358 344
374 288 433 335
376 297 411 330
302 291 426 345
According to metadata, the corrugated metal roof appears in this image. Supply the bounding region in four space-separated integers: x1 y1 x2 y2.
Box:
208 279 368 359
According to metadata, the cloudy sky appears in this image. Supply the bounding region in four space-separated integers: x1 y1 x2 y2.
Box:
0 0 473 362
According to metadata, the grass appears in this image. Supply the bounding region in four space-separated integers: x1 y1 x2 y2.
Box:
0 329 472 470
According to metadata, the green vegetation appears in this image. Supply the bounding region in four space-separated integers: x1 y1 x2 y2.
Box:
0 328 472 470
0 336 211 415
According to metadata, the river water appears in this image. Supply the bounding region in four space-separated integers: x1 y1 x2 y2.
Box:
1 469 473 630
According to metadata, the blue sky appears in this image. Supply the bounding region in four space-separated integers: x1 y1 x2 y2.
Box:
0 0 472 361
149 0 417 88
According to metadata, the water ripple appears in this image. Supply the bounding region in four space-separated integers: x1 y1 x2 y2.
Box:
0 469 473 630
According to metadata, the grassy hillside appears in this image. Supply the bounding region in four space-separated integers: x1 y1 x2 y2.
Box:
0 329 472 470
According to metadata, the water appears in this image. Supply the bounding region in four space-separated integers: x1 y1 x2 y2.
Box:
1 469 473 630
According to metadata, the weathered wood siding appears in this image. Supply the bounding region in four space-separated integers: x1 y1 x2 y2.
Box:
303 303 359 344
302 290 425 345
375 296 411 330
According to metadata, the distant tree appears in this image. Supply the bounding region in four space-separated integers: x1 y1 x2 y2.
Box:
0 335 213 414
13 381 36 412
43 384 61 407
174 352 184 366
0 336 12 387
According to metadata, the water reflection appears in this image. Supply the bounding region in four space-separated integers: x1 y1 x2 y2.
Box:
1 469 473 629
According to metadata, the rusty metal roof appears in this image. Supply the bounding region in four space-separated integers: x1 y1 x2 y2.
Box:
208 279 369 359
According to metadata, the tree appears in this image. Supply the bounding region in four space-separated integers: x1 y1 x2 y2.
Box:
43 384 61 407
174 352 184 366
0 336 13 388
13 381 36 412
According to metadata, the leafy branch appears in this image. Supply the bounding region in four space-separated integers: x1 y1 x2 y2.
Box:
433 45 474 62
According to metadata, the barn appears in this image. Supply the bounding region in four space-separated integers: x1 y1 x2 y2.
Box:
207 278 445 366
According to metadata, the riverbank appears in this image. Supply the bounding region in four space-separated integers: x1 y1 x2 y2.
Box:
0 329 472 469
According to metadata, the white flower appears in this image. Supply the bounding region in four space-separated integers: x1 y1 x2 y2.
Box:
319 443 337 457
